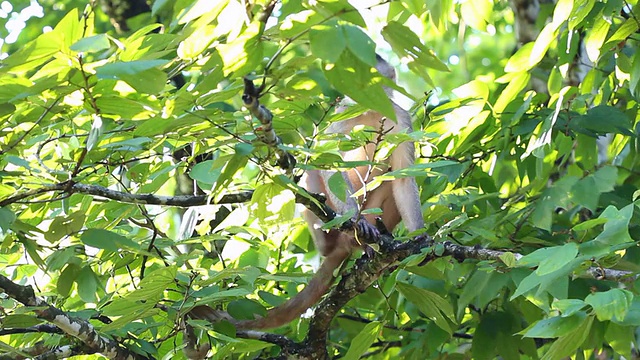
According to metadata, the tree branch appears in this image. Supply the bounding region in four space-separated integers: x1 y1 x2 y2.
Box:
238 329 303 352
298 234 433 359
0 323 63 335
0 181 340 224
0 275 149 360
242 77 296 171
0 181 253 208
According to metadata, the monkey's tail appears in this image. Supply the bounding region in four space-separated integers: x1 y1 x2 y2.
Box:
188 248 350 330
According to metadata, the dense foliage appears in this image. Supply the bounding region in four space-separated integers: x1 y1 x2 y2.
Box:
1 0 640 359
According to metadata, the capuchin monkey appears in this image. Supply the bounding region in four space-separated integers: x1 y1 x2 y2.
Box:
186 55 424 338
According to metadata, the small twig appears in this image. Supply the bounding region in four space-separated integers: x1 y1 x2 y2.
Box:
1 98 61 156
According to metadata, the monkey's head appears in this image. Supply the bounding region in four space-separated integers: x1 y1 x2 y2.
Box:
375 54 396 82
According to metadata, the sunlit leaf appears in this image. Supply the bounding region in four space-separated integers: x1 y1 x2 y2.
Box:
70 34 111 53
585 289 633 322
397 282 455 334
541 316 593 360
520 312 587 338
584 12 611 62
343 321 382 360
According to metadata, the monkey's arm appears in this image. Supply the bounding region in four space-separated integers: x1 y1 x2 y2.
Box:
390 141 424 232
390 106 425 232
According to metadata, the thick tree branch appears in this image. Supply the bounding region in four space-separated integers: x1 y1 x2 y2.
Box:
0 275 149 360
298 234 433 359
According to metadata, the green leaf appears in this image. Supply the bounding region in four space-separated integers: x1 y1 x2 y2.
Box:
517 247 558 267
397 282 455 334
511 259 576 300
57 263 80 297
313 0 366 27
493 72 530 113
574 105 633 136
178 24 216 60
572 166 617 211
551 0 573 25
70 34 111 53
342 24 376 66
0 207 16 236
190 159 222 185
605 15 640 48
212 151 250 202
585 289 633 321
552 299 587 317
580 204 634 257
328 172 348 203
218 21 264 76
541 315 593 360
0 102 16 117
572 218 608 231
100 269 174 329
323 50 395 119
530 176 577 231
95 60 169 94
459 271 509 312
54 7 84 49
80 229 138 252
251 183 296 223
257 290 286 307
343 321 382 360
1 314 42 328
434 213 468 240
309 22 346 63
176 0 227 25
568 0 596 30
46 213 86 243
520 312 587 338
472 312 516 360
95 60 169 78
194 288 252 305
228 299 267 320
0 30 62 72
76 266 97 303
584 12 611 62
547 66 563 95
536 242 578 276
499 252 518 268
530 22 559 68
460 0 492 32
102 307 161 332
382 21 449 85
605 322 634 359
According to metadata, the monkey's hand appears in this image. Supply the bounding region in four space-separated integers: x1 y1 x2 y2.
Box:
353 217 379 244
